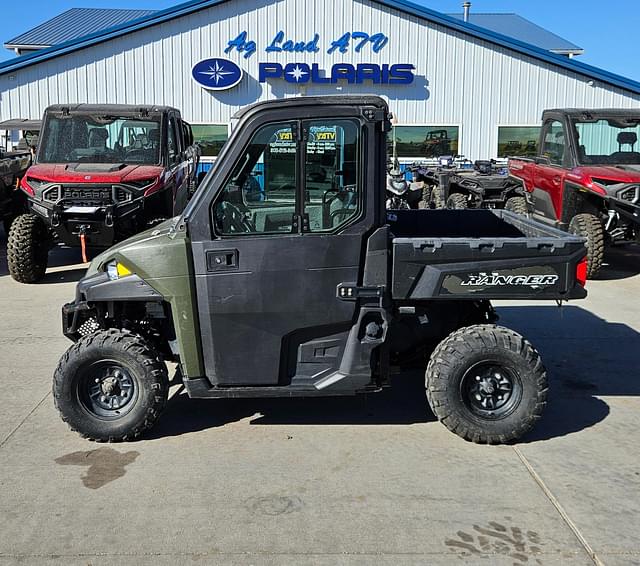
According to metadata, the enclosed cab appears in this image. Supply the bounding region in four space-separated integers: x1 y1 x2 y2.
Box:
509 108 640 277
7 104 200 283
53 96 587 446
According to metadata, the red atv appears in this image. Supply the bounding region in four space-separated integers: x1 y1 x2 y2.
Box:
7 104 200 283
509 108 640 278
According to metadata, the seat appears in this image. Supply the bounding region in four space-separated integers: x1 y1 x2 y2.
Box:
88 128 109 148
618 131 637 152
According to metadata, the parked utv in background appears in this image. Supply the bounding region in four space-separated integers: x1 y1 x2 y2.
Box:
440 159 525 210
55 96 587 446
421 129 451 158
7 104 200 283
0 147 32 233
509 108 640 278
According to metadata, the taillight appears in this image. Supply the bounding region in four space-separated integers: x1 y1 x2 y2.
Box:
20 176 34 196
576 257 588 287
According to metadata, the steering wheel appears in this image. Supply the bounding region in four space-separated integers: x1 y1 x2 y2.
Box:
216 201 256 233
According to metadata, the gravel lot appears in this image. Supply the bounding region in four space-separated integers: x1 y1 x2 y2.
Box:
1 228 639 565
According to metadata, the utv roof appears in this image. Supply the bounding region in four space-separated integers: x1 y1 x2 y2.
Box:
232 95 388 120
544 108 640 117
44 104 179 114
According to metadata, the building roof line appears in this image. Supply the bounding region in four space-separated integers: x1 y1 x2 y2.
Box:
0 0 638 95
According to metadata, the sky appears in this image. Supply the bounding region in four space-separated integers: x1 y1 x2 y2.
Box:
0 0 637 81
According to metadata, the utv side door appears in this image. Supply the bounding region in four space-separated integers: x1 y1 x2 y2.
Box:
532 119 569 222
188 108 379 388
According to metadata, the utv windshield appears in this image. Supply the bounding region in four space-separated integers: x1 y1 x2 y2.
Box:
38 114 162 165
572 116 640 166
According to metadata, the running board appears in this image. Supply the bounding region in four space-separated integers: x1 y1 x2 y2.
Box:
184 377 369 399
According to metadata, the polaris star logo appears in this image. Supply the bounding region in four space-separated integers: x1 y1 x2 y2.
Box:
460 272 559 286
192 57 243 91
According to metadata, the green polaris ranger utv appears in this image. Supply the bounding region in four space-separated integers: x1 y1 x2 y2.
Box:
54 96 588 444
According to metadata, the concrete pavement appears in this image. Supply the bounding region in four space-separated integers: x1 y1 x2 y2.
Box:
1 230 639 565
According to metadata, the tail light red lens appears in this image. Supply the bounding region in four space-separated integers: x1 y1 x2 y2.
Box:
576 257 588 287
20 176 34 196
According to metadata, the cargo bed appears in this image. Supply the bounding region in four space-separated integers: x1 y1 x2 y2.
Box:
388 209 587 300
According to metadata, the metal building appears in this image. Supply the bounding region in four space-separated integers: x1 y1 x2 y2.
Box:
0 0 639 162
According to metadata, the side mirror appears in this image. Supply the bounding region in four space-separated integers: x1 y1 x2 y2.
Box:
534 155 551 165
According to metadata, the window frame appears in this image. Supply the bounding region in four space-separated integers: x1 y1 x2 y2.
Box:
389 122 462 162
210 118 365 239
495 124 541 159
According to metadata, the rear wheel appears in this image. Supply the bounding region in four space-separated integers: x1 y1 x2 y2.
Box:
7 214 50 283
446 193 468 209
53 329 169 442
425 325 547 444
568 213 604 279
505 196 528 215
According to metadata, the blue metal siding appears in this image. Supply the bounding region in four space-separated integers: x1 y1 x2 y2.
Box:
0 0 638 95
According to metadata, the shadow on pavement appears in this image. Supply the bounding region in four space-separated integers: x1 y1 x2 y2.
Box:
595 245 640 281
149 306 639 443
498 305 640 443
147 371 433 440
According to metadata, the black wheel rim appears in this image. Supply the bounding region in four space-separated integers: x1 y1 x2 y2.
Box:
77 360 138 419
460 361 522 420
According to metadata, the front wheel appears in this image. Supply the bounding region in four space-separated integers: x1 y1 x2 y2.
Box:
53 330 169 441
425 325 547 444
7 213 50 283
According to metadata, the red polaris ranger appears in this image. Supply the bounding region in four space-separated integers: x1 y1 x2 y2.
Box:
509 109 640 278
7 104 200 283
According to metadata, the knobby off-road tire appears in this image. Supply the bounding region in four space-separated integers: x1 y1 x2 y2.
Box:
430 187 445 209
568 213 605 279
446 193 468 209
53 329 169 442
425 325 547 444
7 213 49 283
505 196 528 215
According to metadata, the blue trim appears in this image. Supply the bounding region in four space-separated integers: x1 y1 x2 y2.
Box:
0 0 639 95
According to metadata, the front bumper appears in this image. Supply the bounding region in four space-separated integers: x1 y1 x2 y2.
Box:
62 271 164 340
28 196 145 248
609 198 640 229
62 300 94 340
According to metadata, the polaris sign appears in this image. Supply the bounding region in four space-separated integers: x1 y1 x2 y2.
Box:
192 58 243 90
259 62 415 85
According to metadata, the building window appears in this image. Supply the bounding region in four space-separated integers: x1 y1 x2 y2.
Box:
388 126 459 159
192 124 228 158
497 126 541 158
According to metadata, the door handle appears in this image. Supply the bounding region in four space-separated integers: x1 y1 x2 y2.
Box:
552 176 561 186
206 249 238 272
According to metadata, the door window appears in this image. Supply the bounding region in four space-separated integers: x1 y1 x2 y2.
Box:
541 120 566 165
168 118 178 163
304 119 360 232
213 122 297 235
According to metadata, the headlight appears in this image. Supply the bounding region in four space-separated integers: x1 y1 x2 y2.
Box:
105 260 133 281
617 185 640 204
